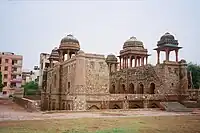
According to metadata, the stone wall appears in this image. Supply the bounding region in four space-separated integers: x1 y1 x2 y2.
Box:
43 51 189 111
188 89 200 100
13 96 41 112
110 64 163 94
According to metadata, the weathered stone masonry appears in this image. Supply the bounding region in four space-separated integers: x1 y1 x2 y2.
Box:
41 33 192 111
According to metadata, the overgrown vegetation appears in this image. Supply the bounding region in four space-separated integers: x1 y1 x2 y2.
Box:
22 81 39 95
0 72 4 92
187 63 200 89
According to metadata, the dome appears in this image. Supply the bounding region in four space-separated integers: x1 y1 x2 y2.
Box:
106 54 118 62
157 32 178 46
49 47 59 61
123 36 144 49
77 50 85 54
160 32 175 40
59 34 80 50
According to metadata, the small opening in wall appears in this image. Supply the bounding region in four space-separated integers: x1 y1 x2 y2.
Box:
68 82 70 89
171 83 174 86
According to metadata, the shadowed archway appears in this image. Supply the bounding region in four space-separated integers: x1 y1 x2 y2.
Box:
138 83 144 94
112 104 121 109
110 84 115 94
150 103 159 108
88 105 100 110
121 84 126 94
129 83 134 94
150 83 155 94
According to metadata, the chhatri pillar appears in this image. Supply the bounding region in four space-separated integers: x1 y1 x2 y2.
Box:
119 36 150 69
154 32 182 64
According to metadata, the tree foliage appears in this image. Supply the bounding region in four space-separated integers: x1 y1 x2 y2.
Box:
22 81 39 95
0 72 4 92
187 63 200 89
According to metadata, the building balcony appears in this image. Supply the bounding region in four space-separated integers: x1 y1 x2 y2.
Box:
11 71 22 75
12 63 22 67
10 78 22 83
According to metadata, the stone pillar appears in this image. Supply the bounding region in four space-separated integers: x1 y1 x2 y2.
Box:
67 50 70 60
126 57 128 68
141 57 144 66
138 57 141 66
175 49 178 62
49 59 53 68
135 56 137 67
108 64 111 73
129 55 132 68
119 57 121 69
157 50 160 64
59 51 64 62
165 48 170 61
146 56 148 65
123 57 125 69
124 57 126 68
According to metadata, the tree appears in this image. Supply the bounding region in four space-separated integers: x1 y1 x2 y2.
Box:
22 81 39 95
187 63 200 89
0 72 4 92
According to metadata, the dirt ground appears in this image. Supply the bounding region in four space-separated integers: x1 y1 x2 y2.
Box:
1 99 200 133
0 115 200 133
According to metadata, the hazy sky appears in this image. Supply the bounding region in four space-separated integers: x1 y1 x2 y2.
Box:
0 0 199 70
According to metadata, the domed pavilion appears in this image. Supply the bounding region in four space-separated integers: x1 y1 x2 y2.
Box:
58 34 80 62
119 36 150 69
154 32 182 64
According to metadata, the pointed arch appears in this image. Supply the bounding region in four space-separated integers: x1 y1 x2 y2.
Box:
113 104 121 109
121 84 126 94
88 105 100 110
129 83 134 94
138 83 144 94
150 83 155 94
150 103 159 108
110 84 115 94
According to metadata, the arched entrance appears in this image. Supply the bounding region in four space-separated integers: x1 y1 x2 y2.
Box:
113 104 121 109
129 83 134 94
150 83 155 94
88 105 100 110
138 83 144 94
150 103 159 108
121 84 126 94
110 84 115 94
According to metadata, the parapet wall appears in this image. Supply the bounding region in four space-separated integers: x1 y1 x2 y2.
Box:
13 96 41 112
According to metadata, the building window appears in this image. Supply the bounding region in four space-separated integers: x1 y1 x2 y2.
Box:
68 82 70 89
4 74 8 79
3 82 7 87
45 63 50 68
12 75 16 79
0 58 2 64
4 66 8 71
10 83 16 87
12 60 17 65
5 59 9 63
13 67 17 71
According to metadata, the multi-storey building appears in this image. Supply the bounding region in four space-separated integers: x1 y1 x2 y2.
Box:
0 52 23 95
41 33 190 111
22 66 40 85
39 53 50 89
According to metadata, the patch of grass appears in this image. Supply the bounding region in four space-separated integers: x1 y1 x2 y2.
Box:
95 128 138 133
0 115 200 133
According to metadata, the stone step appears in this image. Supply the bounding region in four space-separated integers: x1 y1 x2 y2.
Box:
160 102 193 112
